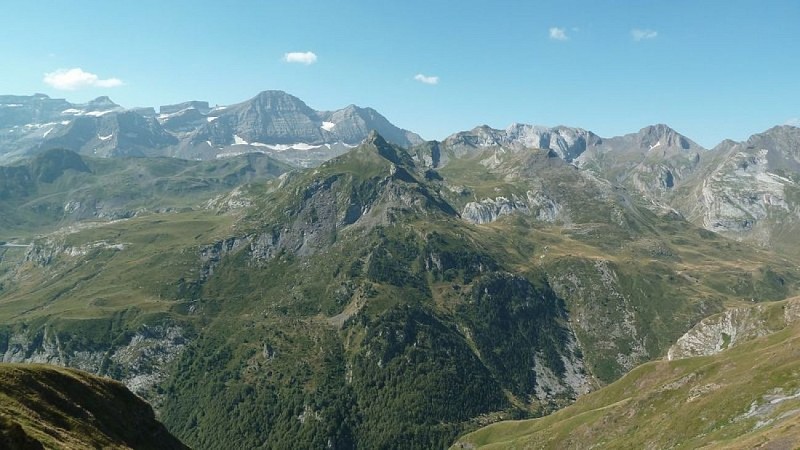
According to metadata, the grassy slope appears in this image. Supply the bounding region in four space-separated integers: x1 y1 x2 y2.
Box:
0 148 291 240
454 298 800 449
0 363 186 450
1 211 234 322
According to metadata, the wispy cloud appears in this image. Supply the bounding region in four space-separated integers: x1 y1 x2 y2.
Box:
549 27 568 41
43 68 123 90
785 118 800 127
283 51 317 65
414 74 439 85
631 29 658 41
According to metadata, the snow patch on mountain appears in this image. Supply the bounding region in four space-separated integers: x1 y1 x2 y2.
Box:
83 110 116 117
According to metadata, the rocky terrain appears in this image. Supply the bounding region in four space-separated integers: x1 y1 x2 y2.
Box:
3 89 797 252
671 126 800 253
668 296 800 360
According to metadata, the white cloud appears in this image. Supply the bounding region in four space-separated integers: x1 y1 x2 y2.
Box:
785 118 800 127
549 27 568 41
43 68 123 90
631 29 658 41
283 51 317 65
414 74 439 85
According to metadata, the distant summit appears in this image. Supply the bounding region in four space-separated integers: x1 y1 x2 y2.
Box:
0 90 423 166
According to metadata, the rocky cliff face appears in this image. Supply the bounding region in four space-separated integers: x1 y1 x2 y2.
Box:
441 124 600 164
1 323 188 406
461 191 562 224
671 126 800 250
668 297 800 360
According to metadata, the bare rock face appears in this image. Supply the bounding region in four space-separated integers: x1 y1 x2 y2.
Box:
461 191 563 224
667 298 800 360
462 195 529 224
1 324 188 402
443 124 600 163
674 126 800 248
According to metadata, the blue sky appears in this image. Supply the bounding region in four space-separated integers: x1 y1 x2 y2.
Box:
2 0 798 147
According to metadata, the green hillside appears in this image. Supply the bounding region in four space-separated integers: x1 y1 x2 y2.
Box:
0 148 291 239
453 298 800 449
0 363 186 450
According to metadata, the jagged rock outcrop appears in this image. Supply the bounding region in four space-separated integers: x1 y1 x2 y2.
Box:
667 297 800 360
462 195 529 224
672 126 800 249
461 191 563 224
442 124 600 164
1 324 188 400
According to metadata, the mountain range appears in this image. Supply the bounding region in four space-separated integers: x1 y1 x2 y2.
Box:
4 90 797 253
1 89 799 448
0 91 423 167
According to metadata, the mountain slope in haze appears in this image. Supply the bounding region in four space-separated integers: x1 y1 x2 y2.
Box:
576 124 705 202
0 147 292 239
437 122 800 256
0 91 423 166
0 363 186 450
669 125 800 254
453 297 800 450
2 133 798 448
436 123 705 204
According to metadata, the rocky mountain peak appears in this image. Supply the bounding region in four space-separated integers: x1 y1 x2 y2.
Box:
338 104 360 115
747 125 800 147
636 124 696 150
364 129 385 146
87 96 119 109
247 90 314 113
361 131 416 168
